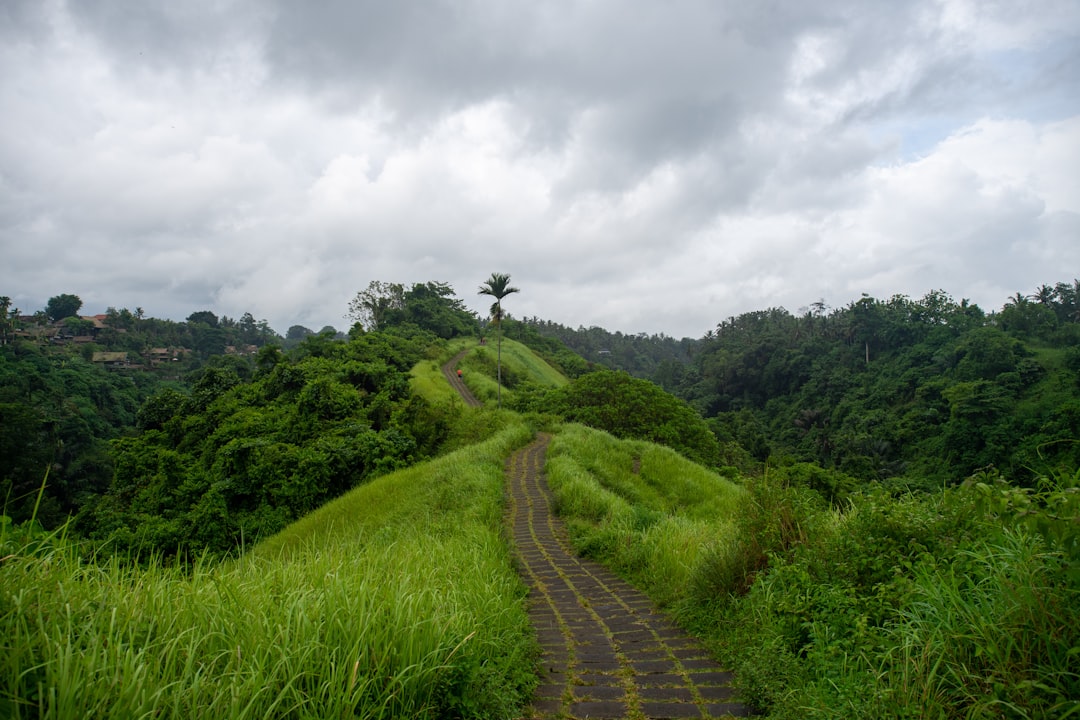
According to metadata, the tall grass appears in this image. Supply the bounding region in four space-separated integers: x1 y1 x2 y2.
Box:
703 473 1080 719
879 530 1079 718
409 359 462 406
408 338 480 406
544 424 746 608
458 337 568 405
542 424 1080 718
1 422 538 719
407 347 529 452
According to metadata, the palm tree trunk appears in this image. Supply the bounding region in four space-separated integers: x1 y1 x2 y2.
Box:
496 306 503 408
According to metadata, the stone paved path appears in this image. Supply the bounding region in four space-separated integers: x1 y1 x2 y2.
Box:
506 434 748 719
442 349 482 407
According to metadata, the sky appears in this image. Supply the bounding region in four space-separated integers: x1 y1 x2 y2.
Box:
2 0 1078 339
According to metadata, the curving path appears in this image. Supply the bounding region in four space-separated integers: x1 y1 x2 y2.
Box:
506 435 748 719
442 349 482 407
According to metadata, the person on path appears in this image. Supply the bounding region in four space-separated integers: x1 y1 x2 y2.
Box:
457 368 462 378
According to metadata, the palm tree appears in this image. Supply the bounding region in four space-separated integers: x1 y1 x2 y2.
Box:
478 272 520 408
1006 292 1029 309
1031 284 1056 306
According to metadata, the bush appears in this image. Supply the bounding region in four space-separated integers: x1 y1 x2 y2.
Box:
545 370 721 465
698 468 1080 719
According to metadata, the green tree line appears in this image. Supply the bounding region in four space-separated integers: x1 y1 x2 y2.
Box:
0 341 168 527
1 283 481 547
81 329 455 557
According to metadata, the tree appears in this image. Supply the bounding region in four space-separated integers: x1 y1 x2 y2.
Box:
284 325 315 349
238 312 259 343
1031 284 1056 306
46 293 83 322
347 281 405 332
401 282 469 338
186 310 219 328
478 272 520 408
62 316 96 337
545 370 720 465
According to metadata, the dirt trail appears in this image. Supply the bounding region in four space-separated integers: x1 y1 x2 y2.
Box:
506 435 748 719
442 349 482 407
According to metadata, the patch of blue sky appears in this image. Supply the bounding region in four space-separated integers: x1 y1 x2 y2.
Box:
869 117 963 162
866 40 1078 164
981 41 1080 122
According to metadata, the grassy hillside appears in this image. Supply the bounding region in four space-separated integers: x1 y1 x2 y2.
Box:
544 424 746 608
544 424 1080 719
1 421 538 720
456 336 569 405
5 320 1077 719
410 337 569 407
406 338 477 400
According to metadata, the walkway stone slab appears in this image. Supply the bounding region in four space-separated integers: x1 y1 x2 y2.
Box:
505 434 749 719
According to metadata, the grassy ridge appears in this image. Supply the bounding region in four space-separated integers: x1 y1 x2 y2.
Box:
458 337 568 405
545 423 745 608
543 424 1080 718
407 339 533 451
253 417 531 558
409 360 462 406
11 329 1071 720
408 338 478 406
1 421 537 720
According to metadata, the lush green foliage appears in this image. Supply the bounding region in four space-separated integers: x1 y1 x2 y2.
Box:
542 370 721 466
0 341 167 526
6 307 280 373
82 331 455 556
348 281 478 338
44 293 83 322
6 279 1079 720
699 466 1080 719
543 425 1080 718
676 284 1080 485
1 423 538 720
544 425 745 606
521 316 694 380
100 308 280 360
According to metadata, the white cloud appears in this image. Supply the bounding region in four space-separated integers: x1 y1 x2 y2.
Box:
1 0 1077 338
808 116 1080 310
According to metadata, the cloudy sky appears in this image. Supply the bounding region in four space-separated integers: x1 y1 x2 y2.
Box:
2 0 1078 338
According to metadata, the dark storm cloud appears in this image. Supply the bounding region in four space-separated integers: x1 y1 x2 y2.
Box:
259 1 810 185
263 0 530 116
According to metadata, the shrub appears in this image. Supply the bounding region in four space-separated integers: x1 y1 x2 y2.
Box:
545 370 721 465
703 468 1080 719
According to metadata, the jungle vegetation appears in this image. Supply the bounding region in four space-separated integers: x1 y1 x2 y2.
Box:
2 279 1078 718
530 282 1080 489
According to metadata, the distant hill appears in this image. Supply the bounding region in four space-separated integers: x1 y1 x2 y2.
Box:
674 284 1080 488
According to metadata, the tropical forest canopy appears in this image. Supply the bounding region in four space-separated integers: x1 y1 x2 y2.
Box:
2 280 1079 720
1 284 484 555
2 280 1078 557
528 282 1080 490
